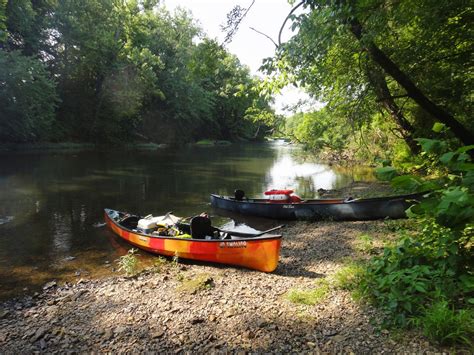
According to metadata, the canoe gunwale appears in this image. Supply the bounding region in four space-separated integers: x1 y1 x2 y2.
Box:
210 192 425 206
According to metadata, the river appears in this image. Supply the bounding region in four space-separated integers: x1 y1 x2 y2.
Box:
0 142 373 300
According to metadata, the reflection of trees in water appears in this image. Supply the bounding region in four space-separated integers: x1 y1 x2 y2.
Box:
293 176 317 198
273 143 318 165
333 165 375 182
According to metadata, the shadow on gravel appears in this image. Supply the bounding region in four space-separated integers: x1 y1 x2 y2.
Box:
273 220 385 278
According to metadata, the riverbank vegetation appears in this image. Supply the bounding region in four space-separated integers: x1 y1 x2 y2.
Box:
260 0 473 347
0 1 274 145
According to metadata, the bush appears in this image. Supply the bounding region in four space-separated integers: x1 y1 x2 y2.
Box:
361 124 474 345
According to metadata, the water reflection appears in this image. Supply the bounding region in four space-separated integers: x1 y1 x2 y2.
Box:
266 154 343 196
0 143 374 299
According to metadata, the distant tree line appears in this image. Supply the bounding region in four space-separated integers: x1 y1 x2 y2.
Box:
0 0 274 144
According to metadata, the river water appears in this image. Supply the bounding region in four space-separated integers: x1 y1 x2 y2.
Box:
0 142 373 300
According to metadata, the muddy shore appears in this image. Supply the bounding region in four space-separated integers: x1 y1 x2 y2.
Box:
0 219 452 353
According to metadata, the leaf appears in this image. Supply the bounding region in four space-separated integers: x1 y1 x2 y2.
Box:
432 122 446 133
440 152 455 165
459 275 474 291
416 138 447 155
463 171 474 188
414 284 426 293
456 163 474 171
390 175 423 192
375 167 398 181
419 181 441 191
456 145 474 154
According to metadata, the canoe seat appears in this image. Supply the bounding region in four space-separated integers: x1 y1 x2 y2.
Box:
190 216 213 239
234 189 245 201
120 215 139 229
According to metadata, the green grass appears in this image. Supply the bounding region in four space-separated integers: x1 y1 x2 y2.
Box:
332 262 367 291
176 273 214 294
412 300 474 346
355 234 375 253
286 279 330 305
195 139 232 146
132 143 162 150
195 139 215 146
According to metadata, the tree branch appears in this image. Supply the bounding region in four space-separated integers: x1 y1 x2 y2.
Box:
278 0 305 46
375 94 409 102
221 0 256 45
249 27 278 48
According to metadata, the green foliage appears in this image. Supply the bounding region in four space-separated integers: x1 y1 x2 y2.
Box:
266 0 473 163
412 300 474 346
360 130 474 345
172 251 180 269
176 273 214 294
289 108 351 152
152 256 168 273
355 234 375 254
1 1 271 144
286 279 330 305
375 167 399 181
0 50 58 142
0 0 6 43
332 262 367 292
117 248 139 276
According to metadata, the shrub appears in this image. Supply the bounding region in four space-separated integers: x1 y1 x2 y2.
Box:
361 124 474 345
117 248 139 276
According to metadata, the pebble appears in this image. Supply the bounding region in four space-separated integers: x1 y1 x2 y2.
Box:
43 281 57 290
31 326 48 342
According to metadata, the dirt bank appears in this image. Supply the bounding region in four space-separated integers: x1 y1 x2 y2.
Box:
0 220 449 353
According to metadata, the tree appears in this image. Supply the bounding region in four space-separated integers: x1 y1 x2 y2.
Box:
188 38 273 140
0 0 7 44
1 0 273 144
265 0 473 153
0 50 58 142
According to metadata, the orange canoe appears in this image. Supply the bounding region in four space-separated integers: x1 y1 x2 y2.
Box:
104 209 282 272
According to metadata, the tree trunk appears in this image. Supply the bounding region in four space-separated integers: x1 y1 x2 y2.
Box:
349 18 474 147
368 68 420 154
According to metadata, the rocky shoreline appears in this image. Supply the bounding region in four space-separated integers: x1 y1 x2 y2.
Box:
0 220 451 353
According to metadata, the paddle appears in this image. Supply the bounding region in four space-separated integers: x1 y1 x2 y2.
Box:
253 224 286 237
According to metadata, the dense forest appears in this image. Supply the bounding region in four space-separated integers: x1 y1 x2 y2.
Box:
0 0 273 144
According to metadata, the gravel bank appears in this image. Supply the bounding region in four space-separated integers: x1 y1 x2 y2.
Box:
0 220 449 353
